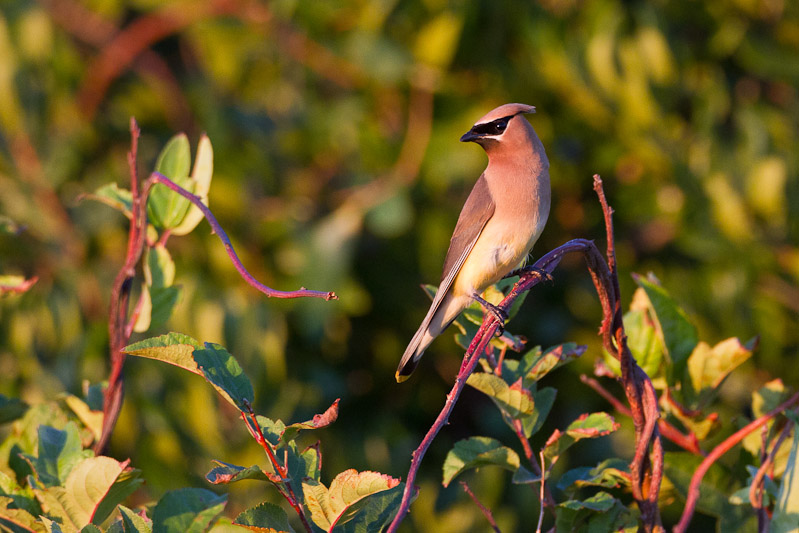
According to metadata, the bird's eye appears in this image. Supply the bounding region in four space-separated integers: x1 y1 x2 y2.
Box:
471 117 510 136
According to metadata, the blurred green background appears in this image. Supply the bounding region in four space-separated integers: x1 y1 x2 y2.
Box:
1 0 797 530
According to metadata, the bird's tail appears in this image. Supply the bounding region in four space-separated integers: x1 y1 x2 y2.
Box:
396 325 430 382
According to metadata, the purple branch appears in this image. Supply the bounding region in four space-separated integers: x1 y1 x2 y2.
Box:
461 481 502 533
148 172 337 301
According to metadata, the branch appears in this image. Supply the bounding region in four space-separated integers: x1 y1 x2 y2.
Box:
674 392 799 533
148 172 337 300
460 481 501 533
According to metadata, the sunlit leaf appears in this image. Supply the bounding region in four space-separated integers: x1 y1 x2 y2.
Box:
280 399 339 444
80 183 133 218
205 461 270 485
686 337 756 404
148 134 193 229
466 373 534 418
633 273 698 384
772 420 799 533
442 437 521 488
109 505 152 533
557 458 631 492
172 134 213 236
0 275 38 295
302 469 400 530
544 413 619 464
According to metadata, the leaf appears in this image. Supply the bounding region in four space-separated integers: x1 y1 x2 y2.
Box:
233 502 295 532
192 343 255 413
0 275 39 295
125 334 253 411
633 273 698 384
333 484 404 533
0 393 28 424
148 134 193 229
147 286 181 330
280 399 340 444
686 337 756 403
544 413 619 464
442 437 521 487
772 422 799 533
524 343 586 382
557 458 631 492
520 386 557 438
172 134 213 236
22 423 88 487
112 505 153 533
205 461 270 485
620 301 664 378
80 183 133 218
63 395 103 444
151 488 226 533
0 495 44 533
302 470 400 531
466 374 534 418
555 492 638 533
144 245 176 288
38 457 137 528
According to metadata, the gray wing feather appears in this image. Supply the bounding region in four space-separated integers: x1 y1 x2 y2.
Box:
396 174 495 379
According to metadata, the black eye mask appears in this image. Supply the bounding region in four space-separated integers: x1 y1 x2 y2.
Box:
470 115 513 136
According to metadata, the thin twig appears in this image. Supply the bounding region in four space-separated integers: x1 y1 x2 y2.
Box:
148 172 337 300
460 482 501 533
537 449 546 533
749 419 792 523
674 392 799 533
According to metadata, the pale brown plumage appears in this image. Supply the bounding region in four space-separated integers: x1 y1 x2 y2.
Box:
396 103 550 382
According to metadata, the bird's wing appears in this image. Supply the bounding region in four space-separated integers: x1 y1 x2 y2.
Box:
396 174 496 380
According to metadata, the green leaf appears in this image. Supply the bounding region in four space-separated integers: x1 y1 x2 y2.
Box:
148 134 193 229
111 505 153 533
633 273 698 384
151 488 226 533
205 461 270 485
172 134 213 236
0 495 42 533
555 492 638 533
22 423 89 487
145 245 175 288
254 416 285 447
192 343 255 413
772 422 799 533
0 394 28 424
302 469 400 531
543 413 619 464
125 334 253 411
334 484 404 533
147 286 181 330
233 502 295 532
621 304 664 378
557 458 631 493
81 183 133 218
686 337 756 405
442 437 521 487
520 386 556 438
280 399 340 445
466 374 534 418
523 343 585 383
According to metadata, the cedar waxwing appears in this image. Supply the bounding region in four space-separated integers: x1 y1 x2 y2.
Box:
396 103 551 382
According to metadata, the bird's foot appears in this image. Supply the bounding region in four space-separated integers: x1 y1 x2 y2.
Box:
472 293 508 336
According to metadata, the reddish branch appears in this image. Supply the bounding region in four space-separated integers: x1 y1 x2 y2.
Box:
674 392 799 533
581 374 703 455
388 176 664 531
242 407 314 533
460 481 502 533
96 119 336 453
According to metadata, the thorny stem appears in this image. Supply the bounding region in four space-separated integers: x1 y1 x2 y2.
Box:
674 392 799 533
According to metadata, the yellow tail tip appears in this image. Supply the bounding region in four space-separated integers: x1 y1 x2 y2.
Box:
395 371 410 383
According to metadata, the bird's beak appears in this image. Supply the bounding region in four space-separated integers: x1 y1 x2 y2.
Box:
460 128 479 143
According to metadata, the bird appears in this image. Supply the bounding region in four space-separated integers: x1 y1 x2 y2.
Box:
396 103 551 383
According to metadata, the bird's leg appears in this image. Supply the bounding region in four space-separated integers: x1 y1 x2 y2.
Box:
471 293 508 335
